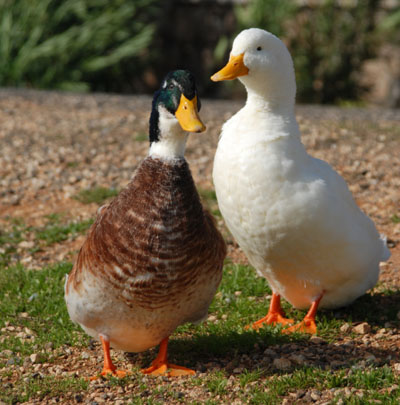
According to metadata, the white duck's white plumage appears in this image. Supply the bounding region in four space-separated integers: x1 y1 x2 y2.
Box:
212 28 390 314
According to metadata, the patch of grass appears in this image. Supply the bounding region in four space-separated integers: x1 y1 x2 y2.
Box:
237 367 399 403
0 262 87 349
343 287 400 327
35 217 93 245
73 186 119 205
391 214 400 224
0 215 93 268
0 375 88 405
0 261 90 403
239 369 263 387
134 133 148 142
66 161 79 168
206 370 228 395
0 248 398 403
0 218 31 267
197 187 221 218
0 218 28 247
337 99 367 108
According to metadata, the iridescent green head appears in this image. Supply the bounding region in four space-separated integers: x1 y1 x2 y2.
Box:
149 70 205 144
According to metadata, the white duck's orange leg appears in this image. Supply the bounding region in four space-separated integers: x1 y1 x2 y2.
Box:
246 293 294 330
90 335 128 380
282 293 324 335
141 337 195 377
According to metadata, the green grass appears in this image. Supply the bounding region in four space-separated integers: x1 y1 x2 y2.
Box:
0 215 93 268
35 214 93 245
1 375 89 404
0 262 89 404
0 220 27 266
197 187 221 218
134 133 148 142
0 244 398 403
73 186 119 204
391 214 400 224
0 262 86 348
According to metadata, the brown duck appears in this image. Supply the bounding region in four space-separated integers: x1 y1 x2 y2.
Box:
65 70 226 378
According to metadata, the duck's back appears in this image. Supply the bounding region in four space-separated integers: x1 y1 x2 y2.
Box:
66 156 225 351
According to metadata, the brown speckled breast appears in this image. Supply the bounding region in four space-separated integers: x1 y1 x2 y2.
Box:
68 156 226 310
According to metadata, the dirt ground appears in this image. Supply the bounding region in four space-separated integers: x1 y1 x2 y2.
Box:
1 88 399 285
0 88 399 404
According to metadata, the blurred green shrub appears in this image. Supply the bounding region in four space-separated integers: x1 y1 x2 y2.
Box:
377 5 400 43
235 0 297 39
235 0 384 103
0 0 160 92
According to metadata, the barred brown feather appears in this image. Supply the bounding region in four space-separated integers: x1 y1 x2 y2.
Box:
67 157 226 313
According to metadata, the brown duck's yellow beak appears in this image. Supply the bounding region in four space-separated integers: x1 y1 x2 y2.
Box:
175 94 206 133
211 53 249 82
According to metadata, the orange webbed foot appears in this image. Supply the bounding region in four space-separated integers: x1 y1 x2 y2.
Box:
141 337 195 377
282 318 317 335
245 293 294 330
90 368 129 381
141 362 195 377
282 293 323 335
245 312 294 331
90 335 130 380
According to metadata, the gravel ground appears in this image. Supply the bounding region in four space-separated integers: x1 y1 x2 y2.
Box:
0 88 399 404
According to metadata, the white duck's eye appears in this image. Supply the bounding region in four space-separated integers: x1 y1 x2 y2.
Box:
257 46 262 51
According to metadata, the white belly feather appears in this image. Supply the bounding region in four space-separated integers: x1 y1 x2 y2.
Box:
213 116 389 309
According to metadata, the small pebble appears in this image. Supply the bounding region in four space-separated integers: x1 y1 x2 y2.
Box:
340 323 351 333
353 322 371 334
273 357 291 370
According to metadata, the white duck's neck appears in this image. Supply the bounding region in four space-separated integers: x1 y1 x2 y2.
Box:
241 87 300 139
149 108 188 160
245 87 295 116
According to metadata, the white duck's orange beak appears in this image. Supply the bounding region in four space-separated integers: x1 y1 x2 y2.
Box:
175 94 206 133
211 53 249 82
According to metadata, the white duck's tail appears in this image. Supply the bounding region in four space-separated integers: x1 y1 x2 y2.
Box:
380 234 391 261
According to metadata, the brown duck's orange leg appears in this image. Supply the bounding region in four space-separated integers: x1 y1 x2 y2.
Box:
141 337 195 377
282 293 324 335
246 293 294 330
90 335 128 380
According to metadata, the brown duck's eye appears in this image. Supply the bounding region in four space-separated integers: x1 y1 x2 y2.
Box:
168 83 174 90
257 46 262 51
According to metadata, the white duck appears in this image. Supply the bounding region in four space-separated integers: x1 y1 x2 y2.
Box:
211 28 390 334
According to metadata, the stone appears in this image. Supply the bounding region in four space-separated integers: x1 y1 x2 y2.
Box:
309 336 325 344
353 322 371 334
264 348 276 357
81 351 90 359
74 394 83 403
273 357 291 370
18 241 35 249
0 350 13 357
289 354 306 365
30 353 44 364
310 390 321 401
44 342 54 351
340 323 351 333
207 315 217 322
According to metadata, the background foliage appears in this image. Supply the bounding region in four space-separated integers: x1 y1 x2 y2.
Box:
0 0 159 92
234 0 396 103
0 0 398 103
